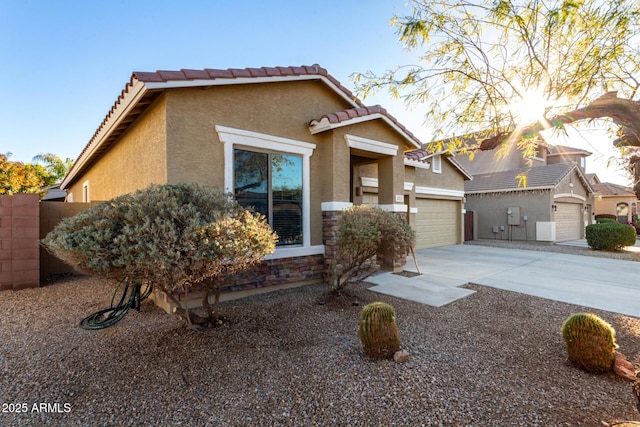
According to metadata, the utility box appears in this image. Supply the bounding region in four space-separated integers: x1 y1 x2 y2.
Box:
507 207 521 225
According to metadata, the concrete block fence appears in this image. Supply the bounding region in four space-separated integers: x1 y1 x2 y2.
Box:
0 194 40 290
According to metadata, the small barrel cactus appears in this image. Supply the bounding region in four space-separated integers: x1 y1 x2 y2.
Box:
561 312 618 373
359 302 401 359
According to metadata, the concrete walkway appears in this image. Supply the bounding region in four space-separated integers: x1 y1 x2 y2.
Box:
366 244 640 318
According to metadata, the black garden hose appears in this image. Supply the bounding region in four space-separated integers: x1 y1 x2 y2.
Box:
79 280 152 330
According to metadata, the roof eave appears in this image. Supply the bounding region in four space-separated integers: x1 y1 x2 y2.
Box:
309 113 421 150
466 185 554 195
61 78 149 190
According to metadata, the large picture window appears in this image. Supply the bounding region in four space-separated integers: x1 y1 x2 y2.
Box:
234 149 303 246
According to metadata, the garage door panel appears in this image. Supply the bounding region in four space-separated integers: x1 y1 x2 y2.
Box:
555 202 582 241
415 198 458 249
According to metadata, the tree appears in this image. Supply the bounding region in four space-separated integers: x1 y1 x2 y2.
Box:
41 183 278 328
0 153 44 195
354 0 640 181
32 153 74 186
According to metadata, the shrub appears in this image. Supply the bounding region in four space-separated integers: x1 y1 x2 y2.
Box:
585 222 636 250
41 183 277 327
326 206 415 293
359 302 401 359
594 214 617 221
561 313 617 373
595 217 616 224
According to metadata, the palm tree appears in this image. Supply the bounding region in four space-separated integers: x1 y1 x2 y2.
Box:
32 153 74 185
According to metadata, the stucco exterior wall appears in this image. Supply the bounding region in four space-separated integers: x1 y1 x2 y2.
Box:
465 191 553 241
163 81 354 246
594 195 638 222
553 169 589 201
67 97 168 201
412 158 465 193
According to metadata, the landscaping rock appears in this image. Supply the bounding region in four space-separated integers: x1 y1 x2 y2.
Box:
614 352 637 381
394 349 410 363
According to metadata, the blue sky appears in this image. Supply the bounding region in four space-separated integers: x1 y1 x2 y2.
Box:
0 0 630 185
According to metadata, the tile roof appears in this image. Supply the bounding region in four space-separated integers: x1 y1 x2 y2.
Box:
403 151 473 180
62 65 364 189
309 105 422 149
547 145 592 157
592 182 635 197
465 162 577 193
132 65 364 107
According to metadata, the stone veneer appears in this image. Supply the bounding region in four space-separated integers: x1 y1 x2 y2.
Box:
152 253 326 313
323 209 407 273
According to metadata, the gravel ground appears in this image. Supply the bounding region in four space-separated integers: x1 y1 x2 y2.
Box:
1 241 640 426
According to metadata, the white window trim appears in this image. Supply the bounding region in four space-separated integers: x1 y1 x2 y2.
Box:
432 155 442 173
216 125 316 254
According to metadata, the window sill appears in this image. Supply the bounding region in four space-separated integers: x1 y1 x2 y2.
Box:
264 245 325 260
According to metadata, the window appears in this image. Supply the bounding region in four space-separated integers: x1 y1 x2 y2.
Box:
234 149 303 246
216 125 319 257
432 155 442 173
82 181 90 203
580 157 586 169
617 202 629 222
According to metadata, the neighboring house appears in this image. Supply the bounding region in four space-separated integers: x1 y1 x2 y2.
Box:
455 139 593 242
41 184 66 201
59 64 470 309
590 177 639 223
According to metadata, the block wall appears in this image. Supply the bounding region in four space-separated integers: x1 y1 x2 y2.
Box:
0 194 40 291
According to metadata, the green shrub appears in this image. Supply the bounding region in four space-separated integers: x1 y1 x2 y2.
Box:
326 206 415 293
561 313 617 373
595 217 616 224
585 222 636 250
359 302 401 359
41 183 277 327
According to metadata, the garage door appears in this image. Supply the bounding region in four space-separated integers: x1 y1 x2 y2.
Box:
414 198 459 249
555 202 582 241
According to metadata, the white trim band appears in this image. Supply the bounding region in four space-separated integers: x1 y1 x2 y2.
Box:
415 186 465 198
345 134 399 156
321 201 353 211
554 193 587 202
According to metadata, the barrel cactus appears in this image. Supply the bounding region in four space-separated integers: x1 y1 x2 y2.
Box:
359 302 401 359
561 312 618 373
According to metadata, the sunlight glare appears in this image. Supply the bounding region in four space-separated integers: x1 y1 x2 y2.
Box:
512 88 547 125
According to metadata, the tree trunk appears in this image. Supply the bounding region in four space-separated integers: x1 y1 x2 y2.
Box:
478 92 640 151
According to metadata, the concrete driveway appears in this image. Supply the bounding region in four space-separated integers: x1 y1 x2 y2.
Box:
366 244 640 318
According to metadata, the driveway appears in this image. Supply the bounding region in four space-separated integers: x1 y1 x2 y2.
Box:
366 244 640 318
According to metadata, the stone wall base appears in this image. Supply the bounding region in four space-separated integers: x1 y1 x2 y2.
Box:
151 253 325 314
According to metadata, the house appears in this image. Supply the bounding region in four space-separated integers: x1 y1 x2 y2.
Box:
59 64 470 310
589 176 639 223
455 139 593 242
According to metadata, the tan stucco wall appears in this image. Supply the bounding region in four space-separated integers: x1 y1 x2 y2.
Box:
412 158 465 192
330 120 413 205
163 81 355 246
594 195 638 222
67 97 168 201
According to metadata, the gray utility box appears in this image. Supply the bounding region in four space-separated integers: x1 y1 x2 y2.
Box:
507 207 521 225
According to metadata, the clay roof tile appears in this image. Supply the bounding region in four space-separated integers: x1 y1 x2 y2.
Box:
157 70 187 81
205 68 235 79
181 69 210 79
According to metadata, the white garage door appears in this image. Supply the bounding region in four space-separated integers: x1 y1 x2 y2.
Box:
555 202 582 241
414 198 459 249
